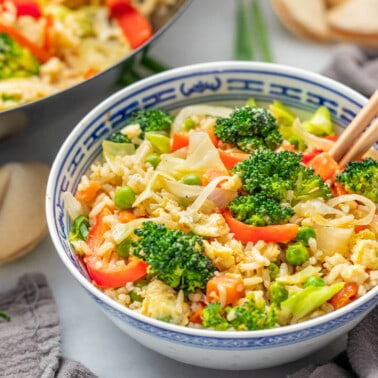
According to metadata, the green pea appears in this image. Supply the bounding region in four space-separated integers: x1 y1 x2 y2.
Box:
181 173 202 186
269 281 288 305
182 118 196 131
295 226 316 246
116 237 133 258
304 276 325 288
267 262 280 280
285 243 309 266
145 153 161 169
114 186 136 209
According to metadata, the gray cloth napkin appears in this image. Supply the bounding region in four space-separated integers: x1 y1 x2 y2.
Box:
288 305 378 378
0 273 97 378
323 44 378 97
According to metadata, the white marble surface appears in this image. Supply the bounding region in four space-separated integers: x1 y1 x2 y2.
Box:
0 1 348 377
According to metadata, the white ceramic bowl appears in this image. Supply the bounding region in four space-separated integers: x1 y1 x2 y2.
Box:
46 61 378 370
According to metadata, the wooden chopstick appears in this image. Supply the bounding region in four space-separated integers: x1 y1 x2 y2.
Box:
329 89 378 167
338 117 378 167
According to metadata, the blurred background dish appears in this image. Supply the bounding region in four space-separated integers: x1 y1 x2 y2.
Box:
0 0 190 140
270 0 378 46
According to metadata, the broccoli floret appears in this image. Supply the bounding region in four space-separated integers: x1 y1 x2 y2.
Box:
227 296 278 330
228 193 295 226
214 106 283 152
336 158 378 203
269 281 288 305
202 295 278 331
200 303 230 330
267 262 280 280
128 109 173 138
232 149 332 204
0 33 40 79
108 131 131 143
132 222 215 293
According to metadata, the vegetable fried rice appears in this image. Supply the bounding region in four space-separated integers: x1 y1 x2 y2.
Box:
0 0 179 110
65 100 378 331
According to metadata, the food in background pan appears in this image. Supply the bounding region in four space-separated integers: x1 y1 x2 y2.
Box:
0 0 179 111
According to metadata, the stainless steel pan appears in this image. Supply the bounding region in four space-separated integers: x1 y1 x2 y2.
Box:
0 0 190 147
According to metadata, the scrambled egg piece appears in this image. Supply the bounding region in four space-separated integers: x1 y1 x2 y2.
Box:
204 238 245 271
220 174 242 191
350 230 378 270
179 210 229 237
204 240 235 270
140 279 190 326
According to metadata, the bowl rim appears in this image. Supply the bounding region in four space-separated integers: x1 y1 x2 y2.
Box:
46 60 378 338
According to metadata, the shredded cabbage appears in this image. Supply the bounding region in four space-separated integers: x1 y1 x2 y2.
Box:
292 118 335 151
158 132 227 179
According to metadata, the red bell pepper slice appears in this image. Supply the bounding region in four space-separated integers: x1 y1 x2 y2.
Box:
86 207 112 253
84 255 147 288
223 210 299 244
5 0 42 18
302 149 324 164
106 0 152 49
0 24 50 62
85 207 147 288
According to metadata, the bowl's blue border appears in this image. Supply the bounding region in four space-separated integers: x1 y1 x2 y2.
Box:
92 291 377 350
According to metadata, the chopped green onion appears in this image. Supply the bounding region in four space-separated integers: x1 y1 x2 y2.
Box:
119 48 169 86
141 47 169 73
69 215 90 243
0 311 10 321
250 0 273 62
234 0 254 60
